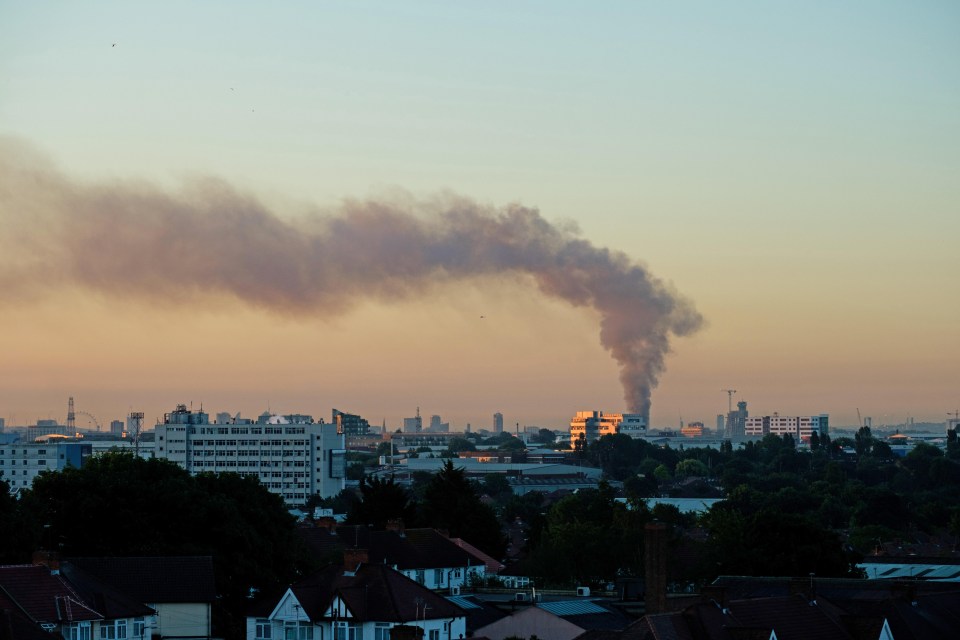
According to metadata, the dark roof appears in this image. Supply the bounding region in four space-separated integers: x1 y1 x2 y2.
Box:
299 526 487 571
0 607 53 640
65 557 217 603
0 565 101 625
538 600 635 631
56 564 155 620
290 563 465 624
444 595 508 633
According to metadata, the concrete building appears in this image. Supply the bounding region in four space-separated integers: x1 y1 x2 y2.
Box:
154 404 345 506
402 408 423 433
427 414 450 433
744 413 829 443
0 440 92 491
493 412 504 434
726 401 748 438
569 410 646 445
332 408 371 436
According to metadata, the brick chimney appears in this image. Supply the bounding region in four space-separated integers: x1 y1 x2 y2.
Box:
33 550 61 574
315 516 338 532
385 519 405 536
343 548 368 570
644 523 668 615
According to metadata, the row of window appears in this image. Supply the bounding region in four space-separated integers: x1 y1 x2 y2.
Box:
256 620 442 640
65 618 145 640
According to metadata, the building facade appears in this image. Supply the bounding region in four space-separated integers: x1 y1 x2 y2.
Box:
493 412 504 434
153 404 345 506
332 409 371 436
569 410 646 445
744 413 829 443
0 441 92 491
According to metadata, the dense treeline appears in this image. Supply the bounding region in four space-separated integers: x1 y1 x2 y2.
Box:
3 428 959 636
0 453 314 640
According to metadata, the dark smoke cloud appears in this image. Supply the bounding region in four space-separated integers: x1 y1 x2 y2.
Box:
0 138 703 416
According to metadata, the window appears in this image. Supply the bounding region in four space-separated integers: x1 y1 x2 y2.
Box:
66 622 91 640
333 623 359 640
374 623 391 640
100 620 127 640
132 618 145 639
283 622 312 640
429 630 439 640
433 569 443 585
255 620 272 640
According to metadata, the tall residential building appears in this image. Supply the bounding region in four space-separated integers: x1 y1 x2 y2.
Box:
744 413 829 443
726 401 748 438
716 414 725 434
570 410 646 445
332 409 371 436
110 420 124 435
403 408 423 434
427 414 450 433
493 412 504 434
154 404 345 506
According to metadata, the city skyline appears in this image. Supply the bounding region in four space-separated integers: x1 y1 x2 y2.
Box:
1 3 958 429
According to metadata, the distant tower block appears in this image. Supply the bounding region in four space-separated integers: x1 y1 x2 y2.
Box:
493 412 504 434
67 397 76 431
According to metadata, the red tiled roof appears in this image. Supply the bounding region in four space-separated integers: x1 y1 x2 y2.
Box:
0 565 101 624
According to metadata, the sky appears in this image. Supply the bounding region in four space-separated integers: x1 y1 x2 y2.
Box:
1 1 958 431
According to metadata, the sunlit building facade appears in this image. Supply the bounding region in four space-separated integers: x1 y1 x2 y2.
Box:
154 404 345 506
569 410 646 445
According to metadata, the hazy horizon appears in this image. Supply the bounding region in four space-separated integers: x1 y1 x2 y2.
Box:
2 2 957 430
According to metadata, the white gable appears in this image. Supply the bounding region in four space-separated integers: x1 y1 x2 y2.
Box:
322 595 354 620
269 589 308 622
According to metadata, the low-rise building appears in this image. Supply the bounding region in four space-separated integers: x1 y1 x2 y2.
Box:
570 411 646 445
744 413 829 443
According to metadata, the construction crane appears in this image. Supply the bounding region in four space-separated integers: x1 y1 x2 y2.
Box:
857 408 863 429
721 389 737 414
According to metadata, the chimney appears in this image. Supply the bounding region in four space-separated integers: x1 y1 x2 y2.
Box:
386 519 405 536
644 523 668 615
343 548 368 570
33 550 61 574
315 516 338 532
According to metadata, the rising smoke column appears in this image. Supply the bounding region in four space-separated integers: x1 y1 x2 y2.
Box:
0 139 703 417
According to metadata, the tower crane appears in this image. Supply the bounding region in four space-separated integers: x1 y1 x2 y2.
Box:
720 389 737 414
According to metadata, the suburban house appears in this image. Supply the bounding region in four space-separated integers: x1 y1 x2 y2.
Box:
0 552 155 640
298 519 494 592
63 556 217 640
246 561 466 640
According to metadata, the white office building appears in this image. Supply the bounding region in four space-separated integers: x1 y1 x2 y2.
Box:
570 410 646 445
744 413 829 443
154 404 345 506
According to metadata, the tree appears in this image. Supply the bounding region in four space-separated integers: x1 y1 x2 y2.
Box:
17 452 311 640
348 475 418 529
419 460 506 559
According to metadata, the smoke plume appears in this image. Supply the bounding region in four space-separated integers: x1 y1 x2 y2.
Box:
0 138 703 417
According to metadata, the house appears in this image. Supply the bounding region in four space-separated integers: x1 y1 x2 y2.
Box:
610 576 960 640
246 562 467 640
299 520 492 591
0 552 155 640
64 556 217 640
472 599 635 640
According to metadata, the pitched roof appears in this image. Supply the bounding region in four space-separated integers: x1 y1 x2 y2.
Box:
0 565 101 625
449 538 504 573
299 526 487 571
65 557 217 603
54 564 155 620
290 563 464 624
